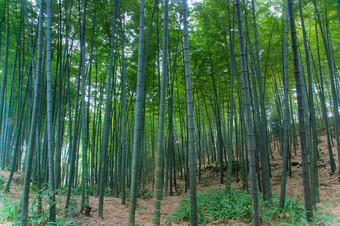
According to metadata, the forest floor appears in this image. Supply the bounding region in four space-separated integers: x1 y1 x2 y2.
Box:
0 134 340 225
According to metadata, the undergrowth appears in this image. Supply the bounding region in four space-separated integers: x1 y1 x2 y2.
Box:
55 185 154 201
0 197 80 225
167 189 334 225
56 185 97 197
0 198 20 224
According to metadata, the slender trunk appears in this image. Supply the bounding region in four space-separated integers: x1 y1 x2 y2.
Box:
251 0 272 202
226 0 235 194
235 0 260 224
128 0 145 224
153 0 168 223
0 7 9 153
80 0 89 212
313 16 334 179
298 0 320 199
20 0 43 223
98 0 117 218
312 0 340 173
5 57 31 192
279 2 290 209
118 0 127 205
183 0 198 224
210 61 224 184
65 49 82 214
46 0 56 221
287 0 313 220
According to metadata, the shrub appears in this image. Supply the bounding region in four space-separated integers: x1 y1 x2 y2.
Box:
167 189 333 225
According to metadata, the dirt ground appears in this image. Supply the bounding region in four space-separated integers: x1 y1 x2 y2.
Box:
1 134 339 225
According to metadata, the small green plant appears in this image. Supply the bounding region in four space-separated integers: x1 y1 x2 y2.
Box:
28 198 64 225
56 184 98 196
46 218 81 226
65 198 79 216
167 189 334 225
199 179 210 187
138 189 153 199
29 200 48 225
317 135 323 144
88 184 97 196
104 188 116 197
137 207 143 215
0 198 20 223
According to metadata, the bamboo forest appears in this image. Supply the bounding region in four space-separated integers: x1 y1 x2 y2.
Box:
0 0 340 225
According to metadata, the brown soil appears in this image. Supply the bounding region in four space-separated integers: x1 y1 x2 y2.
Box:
0 170 25 201
77 134 340 225
1 134 339 225
269 134 340 225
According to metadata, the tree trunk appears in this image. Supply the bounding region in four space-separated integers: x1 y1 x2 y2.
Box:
46 0 56 222
235 0 260 224
287 0 313 220
226 0 235 194
80 0 89 213
98 0 117 218
279 2 290 209
251 0 272 202
117 0 128 205
128 0 145 224
20 0 43 223
183 0 198 224
153 0 168 223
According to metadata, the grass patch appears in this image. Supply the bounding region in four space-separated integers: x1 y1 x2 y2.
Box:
167 189 333 225
0 198 80 225
0 198 20 223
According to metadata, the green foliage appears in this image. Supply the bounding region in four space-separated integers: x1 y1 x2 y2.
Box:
199 179 210 187
57 185 97 197
0 174 5 185
104 188 116 197
65 198 79 217
270 112 283 140
56 184 154 200
0 197 80 225
167 189 334 225
0 198 20 223
317 135 323 144
137 207 143 215
46 219 81 226
138 190 154 200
